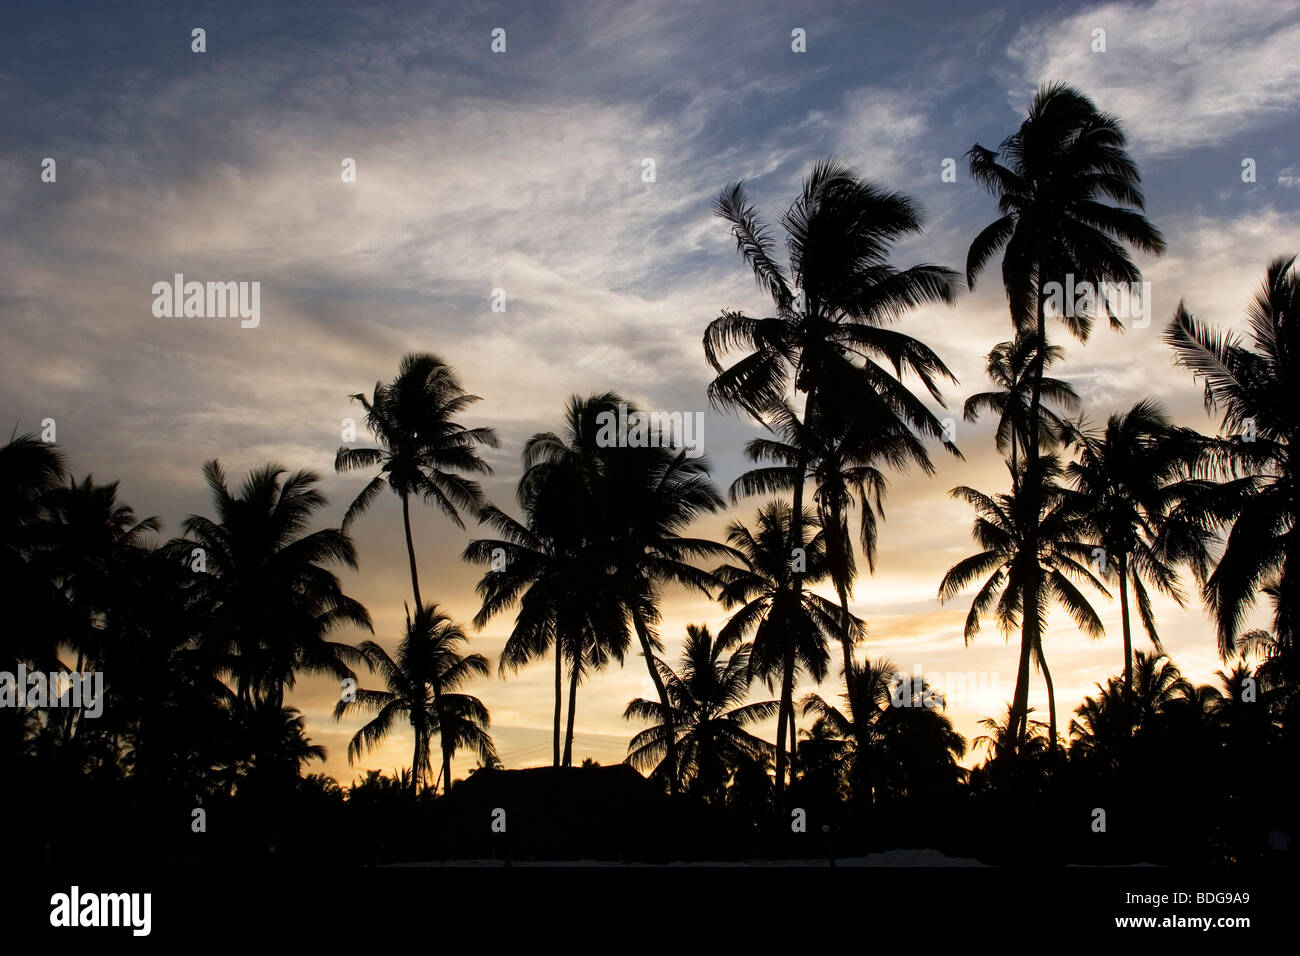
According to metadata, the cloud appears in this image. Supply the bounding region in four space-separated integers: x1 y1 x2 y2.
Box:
1006 0 1300 156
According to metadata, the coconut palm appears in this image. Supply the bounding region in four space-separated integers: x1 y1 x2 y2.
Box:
706 157 960 792
1164 255 1298 656
966 82 1165 739
623 624 776 803
801 657 965 805
713 500 863 779
335 604 495 793
0 434 69 674
178 460 371 709
938 455 1109 746
731 400 929 757
465 395 632 767
336 352 498 785
1064 400 1211 690
963 336 1078 482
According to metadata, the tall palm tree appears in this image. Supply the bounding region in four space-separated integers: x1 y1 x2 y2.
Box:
730 400 929 745
706 159 959 791
465 395 631 767
623 624 776 803
966 82 1165 739
1164 255 1298 656
336 352 498 785
179 460 371 709
598 441 733 794
713 500 862 779
1064 399 1211 690
335 604 495 793
938 456 1109 746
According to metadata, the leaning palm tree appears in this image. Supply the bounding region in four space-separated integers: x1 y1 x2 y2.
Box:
178 460 371 709
939 455 1109 746
713 500 862 779
623 625 776 803
966 82 1165 738
706 158 960 792
336 352 498 784
335 604 495 794
1164 255 1299 656
1064 399 1211 690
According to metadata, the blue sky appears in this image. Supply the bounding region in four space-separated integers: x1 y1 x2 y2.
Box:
3 0 1298 777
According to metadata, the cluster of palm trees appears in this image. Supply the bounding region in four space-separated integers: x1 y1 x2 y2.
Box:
3 82 1295 841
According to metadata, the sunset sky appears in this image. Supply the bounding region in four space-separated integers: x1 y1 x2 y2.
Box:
3 0 1298 782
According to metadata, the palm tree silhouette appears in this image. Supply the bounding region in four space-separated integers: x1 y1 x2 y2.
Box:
713 500 858 778
623 624 776 803
966 82 1164 740
336 352 498 787
178 460 371 710
939 456 1108 745
802 657 966 805
335 604 495 793
731 400 929 755
1164 255 1299 657
466 395 631 766
963 336 1078 483
1064 400 1210 690
706 158 959 791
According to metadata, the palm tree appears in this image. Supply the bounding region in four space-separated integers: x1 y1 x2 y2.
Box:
938 456 1109 746
178 460 371 709
801 657 966 805
966 82 1165 738
963 336 1079 482
731 400 930 760
466 395 633 768
1064 399 1211 690
335 604 495 793
713 500 862 780
336 352 498 786
706 159 959 791
41 475 159 747
0 434 69 675
1164 255 1298 656
623 624 776 802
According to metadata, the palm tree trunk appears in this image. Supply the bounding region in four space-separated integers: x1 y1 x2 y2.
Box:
1119 554 1133 692
787 705 798 781
777 463 808 797
553 640 562 768
412 723 424 794
400 492 424 612
1012 280 1049 744
562 652 580 766
1038 638 1057 750
632 609 678 795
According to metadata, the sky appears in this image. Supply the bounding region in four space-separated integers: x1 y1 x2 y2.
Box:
2 0 1298 782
